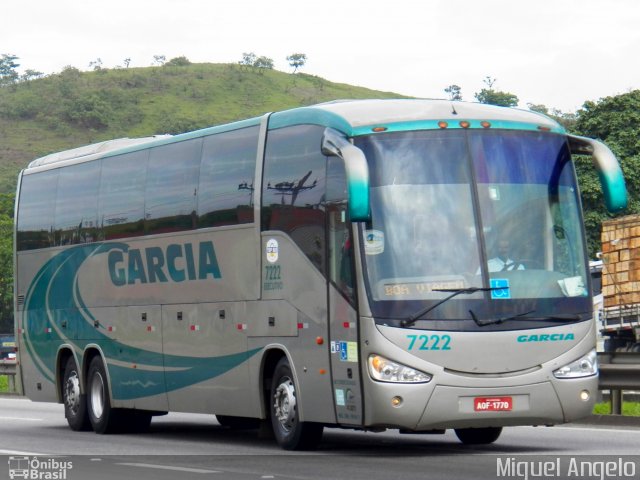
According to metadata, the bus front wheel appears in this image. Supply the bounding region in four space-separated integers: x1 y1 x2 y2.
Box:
269 358 323 450
454 427 502 444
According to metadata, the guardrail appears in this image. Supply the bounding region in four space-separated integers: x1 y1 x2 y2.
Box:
597 351 640 415
0 359 17 393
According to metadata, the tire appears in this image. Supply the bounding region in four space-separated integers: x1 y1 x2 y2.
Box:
86 356 121 434
216 415 260 429
62 356 91 431
454 427 502 445
269 357 323 450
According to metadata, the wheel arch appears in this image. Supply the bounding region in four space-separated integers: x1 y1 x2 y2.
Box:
55 346 77 403
259 346 290 419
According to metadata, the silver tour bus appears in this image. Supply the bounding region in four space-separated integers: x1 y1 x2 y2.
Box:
14 100 626 449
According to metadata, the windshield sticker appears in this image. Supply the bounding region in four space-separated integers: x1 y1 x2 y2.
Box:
490 278 511 299
558 276 587 297
364 230 385 255
266 238 279 263
337 341 358 362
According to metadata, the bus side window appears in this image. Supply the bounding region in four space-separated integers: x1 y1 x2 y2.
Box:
98 150 148 240
326 157 355 303
262 125 327 275
198 126 259 228
145 138 201 235
17 169 59 251
54 161 100 246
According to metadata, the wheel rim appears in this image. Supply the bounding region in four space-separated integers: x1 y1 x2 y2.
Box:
273 377 297 433
89 371 105 419
64 370 81 416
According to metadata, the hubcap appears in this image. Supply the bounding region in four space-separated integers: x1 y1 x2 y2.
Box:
89 371 105 419
273 378 297 432
64 371 81 416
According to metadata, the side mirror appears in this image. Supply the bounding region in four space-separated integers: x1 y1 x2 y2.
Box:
322 129 371 221
568 134 627 212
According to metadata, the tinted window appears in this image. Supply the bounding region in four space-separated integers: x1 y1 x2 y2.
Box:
262 125 327 273
98 150 148 240
198 127 259 227
326 157 355 303
146 139 202 234
17 170 59 251
54 161 101 246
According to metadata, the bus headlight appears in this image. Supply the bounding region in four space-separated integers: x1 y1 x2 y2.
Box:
368 354 431 383
553 349 598 379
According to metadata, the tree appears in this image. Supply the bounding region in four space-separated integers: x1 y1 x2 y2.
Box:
286 53 307 73
20 69 43 82
164 56 191 67
254 56 274 71
239 53 274 73
239 52 257 69
0 194 14 333
527 103 549 115
474 76 518 107
153 55 166 66
572 90 640 257
88 58 103 71
123 58 131 68
0 54 20 86
527 103 577 131
444 84 462 101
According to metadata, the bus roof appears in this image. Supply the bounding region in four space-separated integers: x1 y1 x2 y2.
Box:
269 99 563 136
24 99 563 173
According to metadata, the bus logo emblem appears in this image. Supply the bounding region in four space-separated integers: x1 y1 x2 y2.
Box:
266 239 279 263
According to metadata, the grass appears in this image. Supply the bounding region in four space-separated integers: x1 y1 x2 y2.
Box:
0 375 8 393
593 401 640 416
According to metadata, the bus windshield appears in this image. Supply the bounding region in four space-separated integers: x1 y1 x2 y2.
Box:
355 129 591 328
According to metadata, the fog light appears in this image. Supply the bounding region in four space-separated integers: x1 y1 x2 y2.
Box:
391 396 403 407
580 390 590 401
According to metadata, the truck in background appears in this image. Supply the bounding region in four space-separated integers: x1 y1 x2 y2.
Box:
600 214 640 352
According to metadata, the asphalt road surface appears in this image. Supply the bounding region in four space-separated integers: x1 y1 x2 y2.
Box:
1 396 639 480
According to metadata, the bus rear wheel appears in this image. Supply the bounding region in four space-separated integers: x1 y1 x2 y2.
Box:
270 358 323 450
454 427 502 444
87 356 121 434
62 356 90 431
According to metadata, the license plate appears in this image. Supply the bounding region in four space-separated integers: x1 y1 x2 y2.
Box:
474 396 513 411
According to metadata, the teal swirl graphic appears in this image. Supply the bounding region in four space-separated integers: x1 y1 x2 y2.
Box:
22 243 260 400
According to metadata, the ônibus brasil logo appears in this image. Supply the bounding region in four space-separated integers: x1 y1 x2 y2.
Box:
8 457 72 480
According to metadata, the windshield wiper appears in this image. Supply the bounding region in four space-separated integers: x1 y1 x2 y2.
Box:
469 309 535 327
469 311 582 327
401 287 498 328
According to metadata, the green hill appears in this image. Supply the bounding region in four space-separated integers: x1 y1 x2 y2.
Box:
0 62 405 193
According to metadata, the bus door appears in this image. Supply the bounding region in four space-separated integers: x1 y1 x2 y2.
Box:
326 157 364 426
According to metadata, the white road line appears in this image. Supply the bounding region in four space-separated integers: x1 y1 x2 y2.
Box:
0 449 51 456
0 416 43 422
116 462 221 474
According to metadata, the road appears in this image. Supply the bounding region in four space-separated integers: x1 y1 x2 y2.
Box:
1 396 639 480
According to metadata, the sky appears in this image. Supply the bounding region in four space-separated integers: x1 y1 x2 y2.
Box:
3 0 639 113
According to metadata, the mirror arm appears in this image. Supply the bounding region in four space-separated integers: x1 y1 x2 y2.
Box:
322 129 371 221
568 134 627 212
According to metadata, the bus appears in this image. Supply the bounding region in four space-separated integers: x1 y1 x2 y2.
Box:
14 99 626 449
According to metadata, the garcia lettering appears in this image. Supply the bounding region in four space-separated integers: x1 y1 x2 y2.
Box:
517 333 575 342
108 241 221 286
